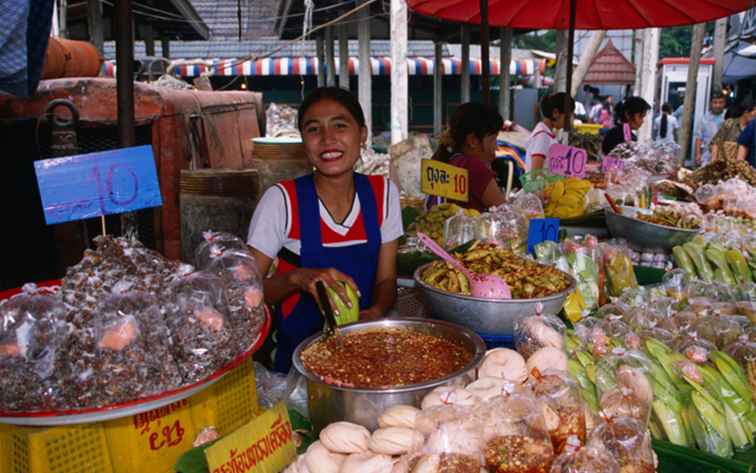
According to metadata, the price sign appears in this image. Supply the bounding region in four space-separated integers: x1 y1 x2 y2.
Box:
205 402 296 473
420 159 469 202
602 155 625 174
527 218 560 254
34 145 162 225
548 144 587 178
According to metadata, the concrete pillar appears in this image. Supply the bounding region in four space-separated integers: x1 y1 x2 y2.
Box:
434 41 443 134
358 1 372 141
499 28 512 120
461 25 471 103
390 0 408 143
338 19 349 90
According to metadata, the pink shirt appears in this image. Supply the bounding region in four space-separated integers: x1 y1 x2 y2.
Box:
448 154 497 212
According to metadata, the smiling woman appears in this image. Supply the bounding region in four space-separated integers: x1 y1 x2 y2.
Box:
246 87 404 373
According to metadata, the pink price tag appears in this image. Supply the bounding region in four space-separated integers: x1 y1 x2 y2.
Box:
602 156 625 173
548 144 588 178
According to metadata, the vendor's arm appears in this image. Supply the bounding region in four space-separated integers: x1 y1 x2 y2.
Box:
530 154 546 171
360 240 399 320
480 179 507 207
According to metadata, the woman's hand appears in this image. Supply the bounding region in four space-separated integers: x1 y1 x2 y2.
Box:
288 267 359 310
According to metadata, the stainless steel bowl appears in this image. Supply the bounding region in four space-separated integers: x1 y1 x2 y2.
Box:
605 205 700 251
413 263 575 335
292 318 486 432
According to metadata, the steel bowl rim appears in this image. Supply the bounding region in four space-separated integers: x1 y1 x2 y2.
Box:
412 262 577 304
606 206 701 235
292 318 486 394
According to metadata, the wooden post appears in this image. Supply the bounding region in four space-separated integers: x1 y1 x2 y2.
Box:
316 37 326 87
325 27 336 87
161 38 170 58
338 18 349 90
358 0 372 142
434 40 443 134
639 28 660 142
570 31 605 97
87 0 103 53
554 30 568 93
479 0 490 105
712 18 728 93
390 0 408 144
499 28 513 121
679 23 706 164
633 29 644 96
461 25 471 103
143 23 155 56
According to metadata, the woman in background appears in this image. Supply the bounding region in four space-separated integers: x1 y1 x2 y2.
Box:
525 92 575 171
711 100 756 161
654 103 678 145
601 96 651 155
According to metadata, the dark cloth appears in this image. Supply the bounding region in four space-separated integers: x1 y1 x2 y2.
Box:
0 0 55 97
602 125 637 155
736 120 756 168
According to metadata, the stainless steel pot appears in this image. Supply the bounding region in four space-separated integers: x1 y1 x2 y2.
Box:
605 205 699 251
291 318 486 432
413 263 575 335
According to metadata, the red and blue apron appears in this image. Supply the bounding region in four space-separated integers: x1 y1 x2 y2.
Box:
273 173 381 373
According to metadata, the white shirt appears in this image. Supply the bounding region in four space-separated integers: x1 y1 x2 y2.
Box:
525 121 557 171
654 114 679 144
247 176 403 259
575 102 587 117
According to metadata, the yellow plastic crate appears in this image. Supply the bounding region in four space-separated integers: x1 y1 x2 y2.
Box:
0 358 258 473
575 123 602 135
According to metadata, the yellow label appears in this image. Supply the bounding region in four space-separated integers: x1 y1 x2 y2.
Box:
205 402 296 473
420 159 469 202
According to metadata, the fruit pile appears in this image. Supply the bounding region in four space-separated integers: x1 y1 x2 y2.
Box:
410 203 479 245
544 178 592 219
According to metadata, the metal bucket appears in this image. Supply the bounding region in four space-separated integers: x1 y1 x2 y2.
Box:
292 318 486 432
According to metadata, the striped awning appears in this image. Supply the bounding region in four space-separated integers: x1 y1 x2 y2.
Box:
102 56 546 78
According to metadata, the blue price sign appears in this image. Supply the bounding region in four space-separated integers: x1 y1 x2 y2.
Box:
34 145 163 225
527 218 560 254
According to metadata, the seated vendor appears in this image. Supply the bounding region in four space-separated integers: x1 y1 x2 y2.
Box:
431 103 507 212
601 96 650 155
525 92 575 171
246 87 403 373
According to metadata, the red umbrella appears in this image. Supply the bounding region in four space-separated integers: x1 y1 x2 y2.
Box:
409 0 752 30
409 0 753 107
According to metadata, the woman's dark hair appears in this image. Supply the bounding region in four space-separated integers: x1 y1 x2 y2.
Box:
615 96 651 124
660 103 672 138
540 92 575 120
432 102 503 162
297 86 366 131
725 103 745 120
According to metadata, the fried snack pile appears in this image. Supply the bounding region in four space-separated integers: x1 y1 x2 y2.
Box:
421 242 572 299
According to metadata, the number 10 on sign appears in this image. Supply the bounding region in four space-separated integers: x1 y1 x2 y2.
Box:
548 144 587 178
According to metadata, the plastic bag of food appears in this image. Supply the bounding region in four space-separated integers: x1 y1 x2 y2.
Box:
529 369 587 453
415 404 478 437
0 294 71 411
90 292 182 405
514 311 566 360
724 337 756 404
194 231 248 269
478 348 528 384
589 416 654 473
481 392 556 473
422 418 484 473
443 213 479 249
673 336 717 364
166 272 235 382
549 436 620 473
574 318 613 358
595 350 653 425
693 314 745 349
602 244 638 298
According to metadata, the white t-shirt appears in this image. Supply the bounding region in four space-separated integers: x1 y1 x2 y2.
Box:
525 121 557 171
247 176 403 259
654 115 679 144
575 102 587 117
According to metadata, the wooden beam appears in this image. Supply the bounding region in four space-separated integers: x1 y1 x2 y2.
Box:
499 28 512 121
434 40 443 134
390 0 408 143
316 37 326 87
358 1 372 141
338 18 349 90
679 23 706 164
325 27 336 87
87 0 103 53
461 25 470 103
712 18 728 93
59 0 68 38
142 23 155 56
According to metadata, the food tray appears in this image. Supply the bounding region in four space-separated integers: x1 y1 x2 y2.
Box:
0 306 271 426
606 205 700 251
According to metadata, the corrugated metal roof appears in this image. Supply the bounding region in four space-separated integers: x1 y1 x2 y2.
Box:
583 40 636 85
103 39 451 60
190 0 279 39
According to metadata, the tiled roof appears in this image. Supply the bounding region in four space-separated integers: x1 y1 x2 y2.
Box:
583 40 636 85
102 39 452 60
190 0 280 39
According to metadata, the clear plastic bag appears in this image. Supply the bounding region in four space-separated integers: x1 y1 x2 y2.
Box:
692 314 745 349
0 294 71 411
481 393 556 473
194 231 248 269
422 418 484 473
602 244 639 298
529 370 587 454
595 350 653 425
515 313 566 361
588 416 655 473
549 437 620 473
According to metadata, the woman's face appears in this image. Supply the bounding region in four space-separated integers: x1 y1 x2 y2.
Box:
466 132 498 162
628 111 647 130
300 98 367 177
552 110 567 129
